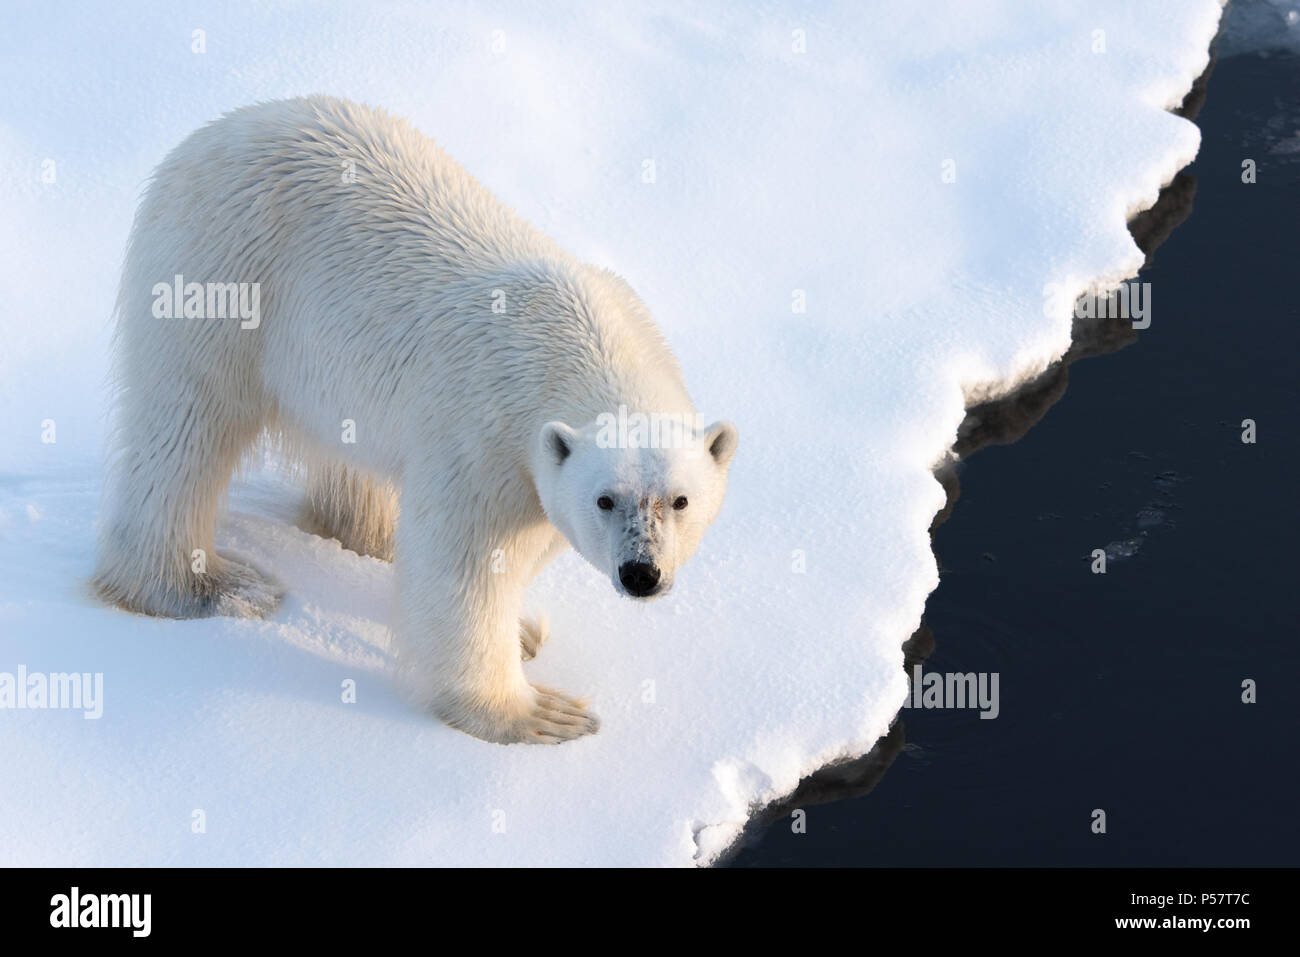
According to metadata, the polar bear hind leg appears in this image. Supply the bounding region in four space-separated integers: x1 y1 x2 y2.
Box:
303 463 398 561
94 380 281 620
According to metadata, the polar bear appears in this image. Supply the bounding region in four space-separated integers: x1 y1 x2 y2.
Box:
93 96 737 745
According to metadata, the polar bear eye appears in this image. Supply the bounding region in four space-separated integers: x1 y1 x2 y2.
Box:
597 496 614 511
673 496 688 510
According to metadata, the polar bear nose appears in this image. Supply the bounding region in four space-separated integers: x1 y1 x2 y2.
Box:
618 561 661 597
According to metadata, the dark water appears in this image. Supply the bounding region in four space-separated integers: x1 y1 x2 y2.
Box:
731 22 1300 866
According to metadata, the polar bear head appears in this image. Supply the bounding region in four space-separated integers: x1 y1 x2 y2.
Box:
532 415 739 599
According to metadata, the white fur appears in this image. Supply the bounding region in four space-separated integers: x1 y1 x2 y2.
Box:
94 96 738 744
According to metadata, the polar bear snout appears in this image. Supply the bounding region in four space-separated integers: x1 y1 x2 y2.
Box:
618 560 662 598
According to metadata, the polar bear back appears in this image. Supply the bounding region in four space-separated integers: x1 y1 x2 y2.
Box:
113 96 693 480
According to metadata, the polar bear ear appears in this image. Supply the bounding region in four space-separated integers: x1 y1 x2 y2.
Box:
539 421 579 466
702 420 739 469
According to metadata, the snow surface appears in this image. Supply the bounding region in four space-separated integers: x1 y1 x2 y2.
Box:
0 1 1224 865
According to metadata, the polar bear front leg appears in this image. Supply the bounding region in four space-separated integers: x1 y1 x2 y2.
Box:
393 502 598 745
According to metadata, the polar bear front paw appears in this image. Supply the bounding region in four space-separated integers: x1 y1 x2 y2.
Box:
441 683 600 745
521 685 600 744
519 616 549 661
